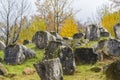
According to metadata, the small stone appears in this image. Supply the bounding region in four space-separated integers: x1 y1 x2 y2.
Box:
0 63 8 76
22 67 35 75
90 67 101 73
23 40 31 45
73 33 84 39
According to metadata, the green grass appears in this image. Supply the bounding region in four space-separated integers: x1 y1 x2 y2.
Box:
80 41 98 48
0 43 111 80
64 63 106 80
80 37 110 48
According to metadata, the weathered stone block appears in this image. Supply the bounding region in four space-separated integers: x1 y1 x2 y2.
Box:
34 58 63 80
74 48 98 64
60 46 76 75
32 31 56 49
4 44 25 65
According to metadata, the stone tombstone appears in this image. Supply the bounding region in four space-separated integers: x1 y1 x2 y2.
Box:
95 39 120 57
22 67 35 75
4 44 25 65
21 45 36 59
114 23 120 39
44 41 62 59
85 24 100 41
99 27 109 37
34 58 63 80
50 32 63 41
104 60 120 80
0 41 6 50
60 46 76 75
73 33 84 39
74 48 98 64
32 31 56 49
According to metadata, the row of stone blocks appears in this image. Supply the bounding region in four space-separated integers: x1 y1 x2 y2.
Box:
33 40 99 80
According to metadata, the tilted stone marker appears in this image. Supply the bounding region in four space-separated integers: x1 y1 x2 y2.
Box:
114 23 120 39
34 58 63 80
85 24 100 41
74 48 98 64
44 41 62 59
32 31 56 49
0 40 6 50
60 46 76 75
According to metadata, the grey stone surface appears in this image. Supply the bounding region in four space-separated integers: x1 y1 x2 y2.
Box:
104 60 120 80
114 23 120 39
95 39 120 57
21 45 36 59
85 24 100 41
4 44 25 65
32 31 56 49
60 46 76 75
34 58 63 80
23 40 31 45
74 48 98 64
50 32 63 41
4 44 36 65
44 41 62 59
73 33 84 39
99 27 109 37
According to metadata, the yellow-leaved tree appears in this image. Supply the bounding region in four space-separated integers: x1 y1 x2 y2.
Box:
60 16 78 37
101 11 120 36
18 16 46 43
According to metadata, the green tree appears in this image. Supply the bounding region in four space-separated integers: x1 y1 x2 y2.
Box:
18 16 46 43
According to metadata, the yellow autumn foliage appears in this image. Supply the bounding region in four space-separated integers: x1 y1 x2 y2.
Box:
60 16 78 37
18 17 46 43
101 11 120 36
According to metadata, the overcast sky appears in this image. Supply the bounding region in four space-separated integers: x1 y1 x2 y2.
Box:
30 0 113 23
72 0 113 23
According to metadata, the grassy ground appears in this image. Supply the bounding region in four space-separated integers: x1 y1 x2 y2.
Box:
0 41 113 80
